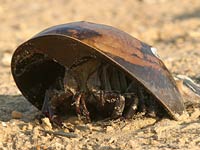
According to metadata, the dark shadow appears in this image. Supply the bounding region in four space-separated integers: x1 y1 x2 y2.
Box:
156 34 199 46
174 8 200 20
0 95 39 122
157 34 187 44
91 144 121 150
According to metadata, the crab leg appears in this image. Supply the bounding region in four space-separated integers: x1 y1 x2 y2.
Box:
42 89 54 117
93 91 125 120
119 71 128 92
101 64 112 91
80 93 91 122
124 95 139 119
111 95 125 119
145 96 157 117
91 64 111 107
41 74 67 118
42 89 71 126
74 92 91 121
138 88 147 113
125 81 135 92
110 66 121 91
42 90 62 127
74 92 82 117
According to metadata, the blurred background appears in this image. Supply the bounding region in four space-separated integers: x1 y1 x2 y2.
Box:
0 0 200 93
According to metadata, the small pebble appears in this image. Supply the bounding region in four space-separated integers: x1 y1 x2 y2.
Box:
27 123 33 130
106 126 114 132
1 52 12 66
22 125 27 131
1 122 7 127
66 144 72 150
190 109 200 119
91 126 103 132
108 137 116 143
121 124 131 131
76 125 90 131
128 140 136 148
41 117 52 130
11 111 22 119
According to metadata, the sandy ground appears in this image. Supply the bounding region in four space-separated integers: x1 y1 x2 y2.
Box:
0 0 200 149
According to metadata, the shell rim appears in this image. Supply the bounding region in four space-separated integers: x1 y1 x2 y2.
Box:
11 33 185 120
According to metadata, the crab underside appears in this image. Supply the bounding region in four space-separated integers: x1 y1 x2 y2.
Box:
22 53 167 125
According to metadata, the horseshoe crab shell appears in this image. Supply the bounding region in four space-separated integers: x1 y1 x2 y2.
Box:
11 21 185 120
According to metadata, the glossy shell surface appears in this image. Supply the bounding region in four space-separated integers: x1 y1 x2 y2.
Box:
11 21 185 119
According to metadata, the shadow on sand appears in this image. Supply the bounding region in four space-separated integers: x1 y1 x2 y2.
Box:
174 8 200 20
0 95 39 122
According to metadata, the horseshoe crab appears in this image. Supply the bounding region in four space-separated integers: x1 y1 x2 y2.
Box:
11 21 185 125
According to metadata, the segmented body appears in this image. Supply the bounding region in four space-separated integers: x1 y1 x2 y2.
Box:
42 56 164 125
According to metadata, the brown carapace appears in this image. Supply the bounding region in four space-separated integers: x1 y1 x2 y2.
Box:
11 21 185 126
